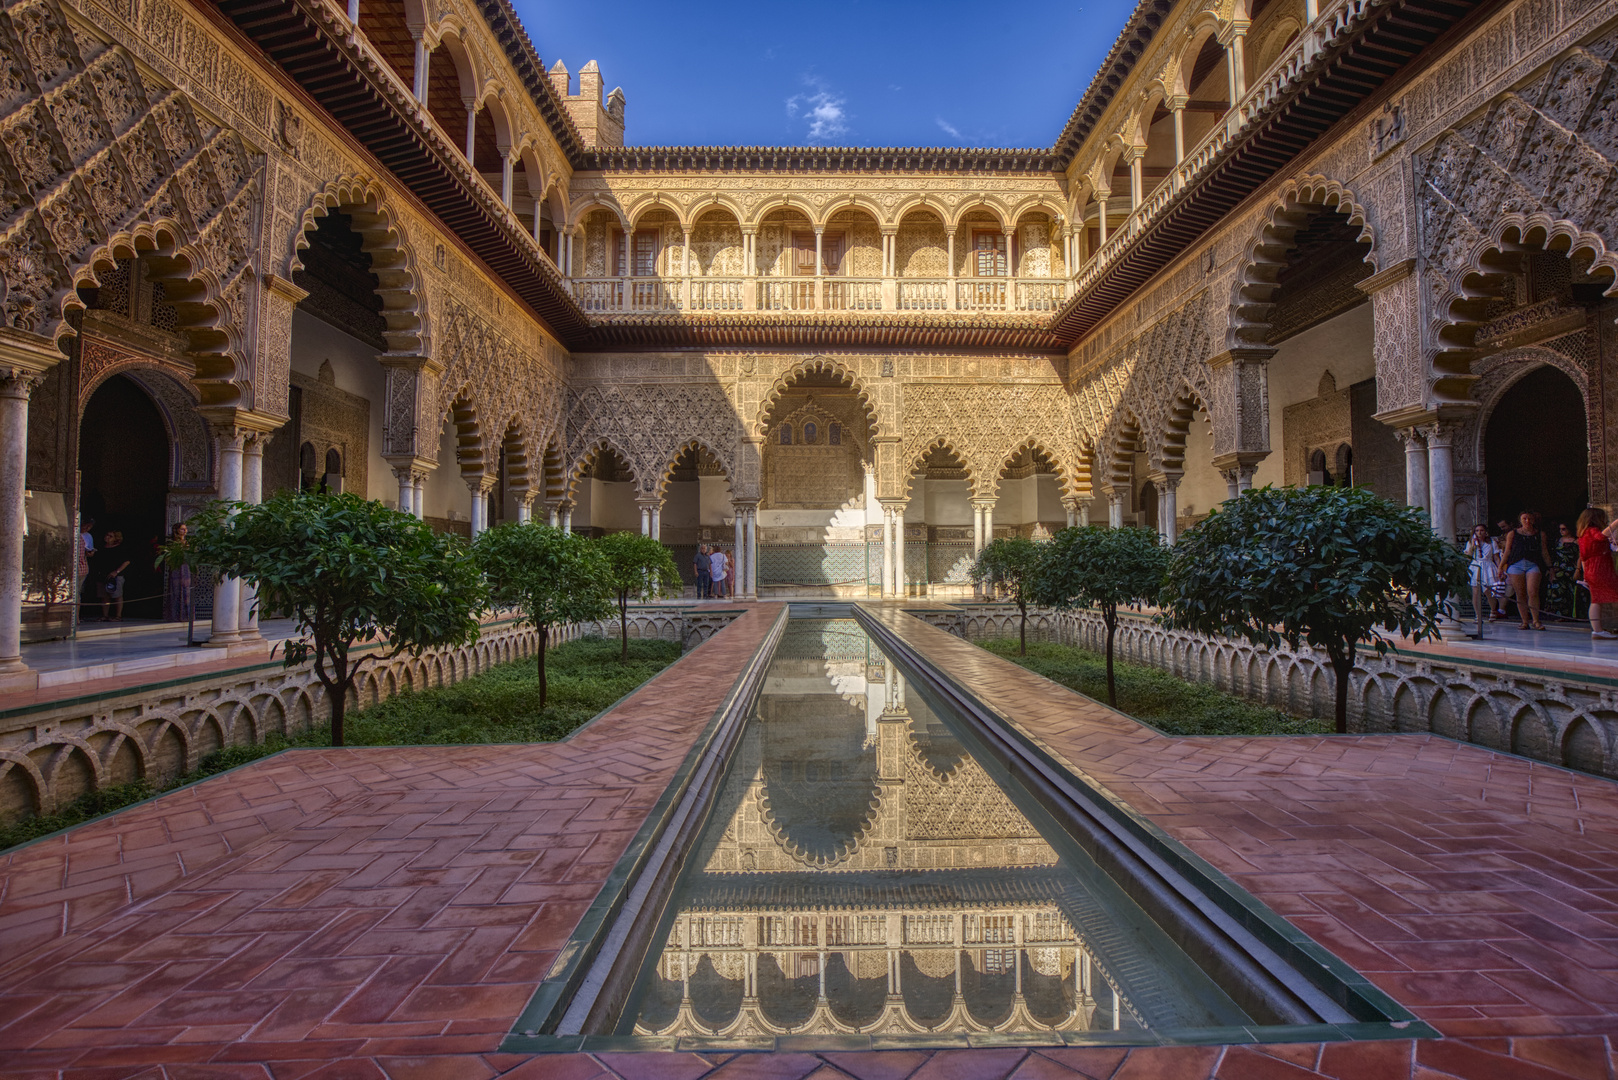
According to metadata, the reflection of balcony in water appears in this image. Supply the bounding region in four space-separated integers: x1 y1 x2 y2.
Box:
621 620 1252 1042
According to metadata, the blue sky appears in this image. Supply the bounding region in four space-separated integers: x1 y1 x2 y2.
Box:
513 0 1140 148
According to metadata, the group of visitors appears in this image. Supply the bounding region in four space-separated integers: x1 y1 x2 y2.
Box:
693 544 733 599
80 521 131 623
1466 509 1618 638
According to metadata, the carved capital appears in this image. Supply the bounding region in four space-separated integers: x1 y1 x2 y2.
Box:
1355 257 1416 296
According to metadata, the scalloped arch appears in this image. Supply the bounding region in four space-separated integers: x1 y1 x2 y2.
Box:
567 435 640 501
68 222 249 408
755 357 883 438
654 437 735 501
901 437 975 500
1429 215 1618 405
287 176 432 358
1226 175 1378 351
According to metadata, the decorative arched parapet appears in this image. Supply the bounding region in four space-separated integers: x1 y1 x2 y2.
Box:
285 174 433 359
1415 43 1618 412
1225 174 1378 351
566 379 745 501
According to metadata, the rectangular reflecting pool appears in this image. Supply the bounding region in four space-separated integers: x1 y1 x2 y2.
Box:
617 618 1254 1041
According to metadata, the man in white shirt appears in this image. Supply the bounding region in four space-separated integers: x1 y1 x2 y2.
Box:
709 547 728 599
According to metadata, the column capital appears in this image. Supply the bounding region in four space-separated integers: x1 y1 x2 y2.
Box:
1206 347 1276 370
0 327 61 381
468 474 498 496
376 352 444 377
198 406 284 441
261 272 310 306
1217 19 1250 44
1210 451 1266 474
386 454 436 480
1355 257 1416 296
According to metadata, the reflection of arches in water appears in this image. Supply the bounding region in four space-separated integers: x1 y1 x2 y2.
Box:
756 952 817 1030
824 952 886 1029
1023 951 1078 1027
961 950 1016 1027
899 951 955 1028
1484 365 1587 530
79 374 170 619
637 968 682 1031
758 692 879 863
688 953 744 1031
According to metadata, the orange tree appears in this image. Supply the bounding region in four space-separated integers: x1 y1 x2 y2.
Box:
186 491 484 746
1162 485 1466 734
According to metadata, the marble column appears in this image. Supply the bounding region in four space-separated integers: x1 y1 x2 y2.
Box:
1108 491 1123 529
412 475 426 519
651 504 662 542
0 368 42 676
1423 423 1456 541
1162 476 1180 545
237 434 266 641
548 503 560 528
560 500 574 532
895 510 907 598
516 496 532 524
744 508 758 599
395 467 416 516
1064 499 1078 529
733 508 745 596
1397 427 1429 515
208 427 247 647
469 481 488 538
640 504 651 536
1078 499 1091 527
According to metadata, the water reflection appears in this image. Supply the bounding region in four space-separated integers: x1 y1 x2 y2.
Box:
625 620 1245 1040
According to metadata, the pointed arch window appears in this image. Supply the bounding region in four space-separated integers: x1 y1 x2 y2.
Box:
779 424 793 445
804 421 817 444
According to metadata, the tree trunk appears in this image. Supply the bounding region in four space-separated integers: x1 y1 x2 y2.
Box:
619 593 630 664
1018 599 1028 656
326 679 347 747
1103 606 1118 709
1329 643 1355 735
537 623 549 709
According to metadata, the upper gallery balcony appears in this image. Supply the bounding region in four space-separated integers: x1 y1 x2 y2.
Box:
566 205 1070 316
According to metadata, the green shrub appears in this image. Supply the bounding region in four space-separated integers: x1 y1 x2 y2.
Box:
0 634 680 853
981 638 1330 737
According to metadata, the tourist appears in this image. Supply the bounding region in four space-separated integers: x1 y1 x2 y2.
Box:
91 530 130 622
1498 511 1553 631
1464 524 1504 636
694 544 711 599
710 545 728 599
77 515 94 611
1549 521 1582 618
163 522 191 622
1577 508 1618 640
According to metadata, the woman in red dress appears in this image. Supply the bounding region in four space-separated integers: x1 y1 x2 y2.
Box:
1577 507 1618 640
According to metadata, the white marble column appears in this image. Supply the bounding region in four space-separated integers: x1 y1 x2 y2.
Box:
744 508 758 599
412 32 431 103
895 511 907 598
733 509 745 596
1108 491 1123 529
412 475 426 519
237 434 266 641
548 503 560 528
1398 427 1429 514
1162 477 1180 545
982 500 995 545
650 504 662 542
1078 499 1091 527
883 505 897 597
0 369 41 676
640 503 652 537
516 497 532 524
560 501 573 532
208 428 247 647
395 467 416 516
1223 469 1240 502
1424 422 1457 542
464 99 478 160
972 503 984 554
469 481 488 537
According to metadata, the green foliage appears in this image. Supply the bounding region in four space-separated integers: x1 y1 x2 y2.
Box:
596 531 684 662
1162 484 1468 733
969 536 1045 655
344 636 679 744
474 522 613 705
1030 525 1169 707
185 491 484 745
983 638 1331 736
0 636 680 854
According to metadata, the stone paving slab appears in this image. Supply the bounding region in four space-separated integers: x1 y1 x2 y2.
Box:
3 604 1618 1078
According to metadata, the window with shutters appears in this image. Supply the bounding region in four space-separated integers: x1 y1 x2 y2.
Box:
632 230 659 276
792 232 817 276
973 231 1008 277
820 233 846 275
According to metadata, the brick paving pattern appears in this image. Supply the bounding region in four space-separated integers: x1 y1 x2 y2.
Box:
1 605 1616 1077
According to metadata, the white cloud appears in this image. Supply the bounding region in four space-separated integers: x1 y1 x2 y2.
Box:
786 76 849 143
936 117 962 140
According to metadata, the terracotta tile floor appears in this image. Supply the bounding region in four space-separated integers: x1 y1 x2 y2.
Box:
3 605 1617 1078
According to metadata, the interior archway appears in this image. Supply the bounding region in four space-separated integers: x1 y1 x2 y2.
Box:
1484 365 1587 531
79 375 169 621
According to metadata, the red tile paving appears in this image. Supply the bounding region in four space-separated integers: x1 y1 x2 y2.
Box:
2 604 1618 1078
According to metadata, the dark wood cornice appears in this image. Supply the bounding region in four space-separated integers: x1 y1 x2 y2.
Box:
1050 0 1177 170
581 313 1067 354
